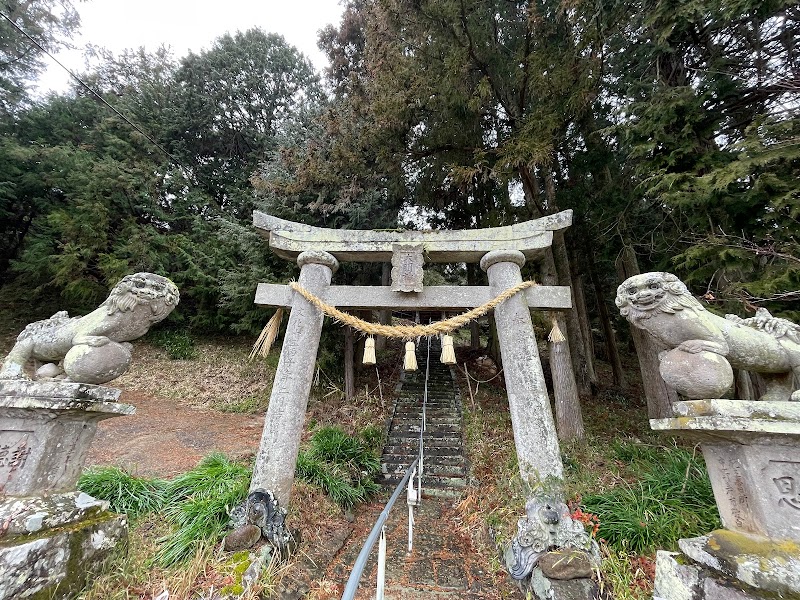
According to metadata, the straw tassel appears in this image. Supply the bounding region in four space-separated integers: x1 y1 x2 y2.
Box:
404 341 418 371
363 336 377 365
250 308 284 359
548 318 566 343
440 334 456 365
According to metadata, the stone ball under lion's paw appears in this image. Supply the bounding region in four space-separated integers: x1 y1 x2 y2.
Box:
63 341 132 384
659 348 734 399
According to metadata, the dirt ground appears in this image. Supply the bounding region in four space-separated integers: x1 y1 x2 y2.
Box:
86 389 265 478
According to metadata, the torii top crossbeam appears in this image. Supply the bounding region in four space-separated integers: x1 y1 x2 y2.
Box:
253 210 572 263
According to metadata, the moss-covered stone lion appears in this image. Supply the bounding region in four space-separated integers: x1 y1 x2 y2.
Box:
616 272 800 401
0 273 179 384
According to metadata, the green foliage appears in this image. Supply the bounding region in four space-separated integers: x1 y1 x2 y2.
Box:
77 466 167 518
582 444 719 553
153 453 252 568
149 329 198 360
0 0 81 116
295 426 381 509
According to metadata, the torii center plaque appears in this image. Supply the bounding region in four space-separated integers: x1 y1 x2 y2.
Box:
250 210 574 508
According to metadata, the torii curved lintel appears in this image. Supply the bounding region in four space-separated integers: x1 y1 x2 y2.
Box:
253 209 572 263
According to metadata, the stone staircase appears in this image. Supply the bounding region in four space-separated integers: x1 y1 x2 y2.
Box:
380 338 467 496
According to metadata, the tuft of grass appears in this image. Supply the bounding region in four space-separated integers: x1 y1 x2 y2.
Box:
216 393 269 414
598 546 654 600
359 424 384 452
150 329 198 360
582 444 719 554
295 426 381 510
153 453 252 567
78 466 167 518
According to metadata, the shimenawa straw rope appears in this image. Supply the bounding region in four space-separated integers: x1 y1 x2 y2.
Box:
287 280 538 339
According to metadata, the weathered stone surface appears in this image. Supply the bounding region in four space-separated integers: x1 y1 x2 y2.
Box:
548 578 599 600
254 210 572 263
671 399 800 420
539 550 594 580
391 243 424 292
0 381 133 496
0 510 127 600
616 272 800 401
249 251 336 507
255 282 572 310
679 531 800 598
659 349 734 399
481 250 563 486
0 272 178 384
653 551 700 600
528 568 598 600
651 400 800 542
506 498 598 582
653 549 771 600
63 341 132 384
0 492 109 539
222 525 262 551
702 578 760 600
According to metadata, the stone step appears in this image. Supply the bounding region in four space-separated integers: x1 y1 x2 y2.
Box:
380 473 467 489
386 433 462 445
392 407 459 417
391 415 461 432
382 454 465 468
382 461 466 478
396 399 455 406
382 444 462 457
390 424 461 435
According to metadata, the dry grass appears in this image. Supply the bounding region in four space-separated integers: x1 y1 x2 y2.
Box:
78 516 216 600
114 338 278 412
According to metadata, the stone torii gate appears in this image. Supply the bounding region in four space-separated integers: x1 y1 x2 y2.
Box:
250 210 574 509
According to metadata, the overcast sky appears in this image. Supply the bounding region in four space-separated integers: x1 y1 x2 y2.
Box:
37 0 344 94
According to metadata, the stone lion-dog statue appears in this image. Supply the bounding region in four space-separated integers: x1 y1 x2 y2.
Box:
0 273 179 385
616 272 800 401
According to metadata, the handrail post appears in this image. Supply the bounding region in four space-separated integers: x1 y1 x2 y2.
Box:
377 526 387 600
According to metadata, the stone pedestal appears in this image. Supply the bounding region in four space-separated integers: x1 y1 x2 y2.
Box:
0 380 132 599
650 399 800 600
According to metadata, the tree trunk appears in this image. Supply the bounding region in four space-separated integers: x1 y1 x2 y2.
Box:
586 246 626 388
615 245 677 417
550 313 585 442
376 262 391 351
736 369 755 401
344 326 355 401
488 315 502 369
467 263 481 349
552 230 592 397
570 257 597 385
542 248 585 441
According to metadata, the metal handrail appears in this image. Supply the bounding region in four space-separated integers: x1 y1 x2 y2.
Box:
340 337 433 600
341 456 419 600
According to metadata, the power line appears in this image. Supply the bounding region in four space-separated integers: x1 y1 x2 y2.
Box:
1 10 191 172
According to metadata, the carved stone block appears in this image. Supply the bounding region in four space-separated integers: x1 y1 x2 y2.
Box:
390 243 424 293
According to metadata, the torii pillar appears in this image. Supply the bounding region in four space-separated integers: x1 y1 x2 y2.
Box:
482 250 563 487
250 250 338 507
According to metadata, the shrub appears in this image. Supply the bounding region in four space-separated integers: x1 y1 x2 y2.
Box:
582 445 719 554
150 329 198 360
296 426 381 509
153 453 251 567
78 466 167 518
